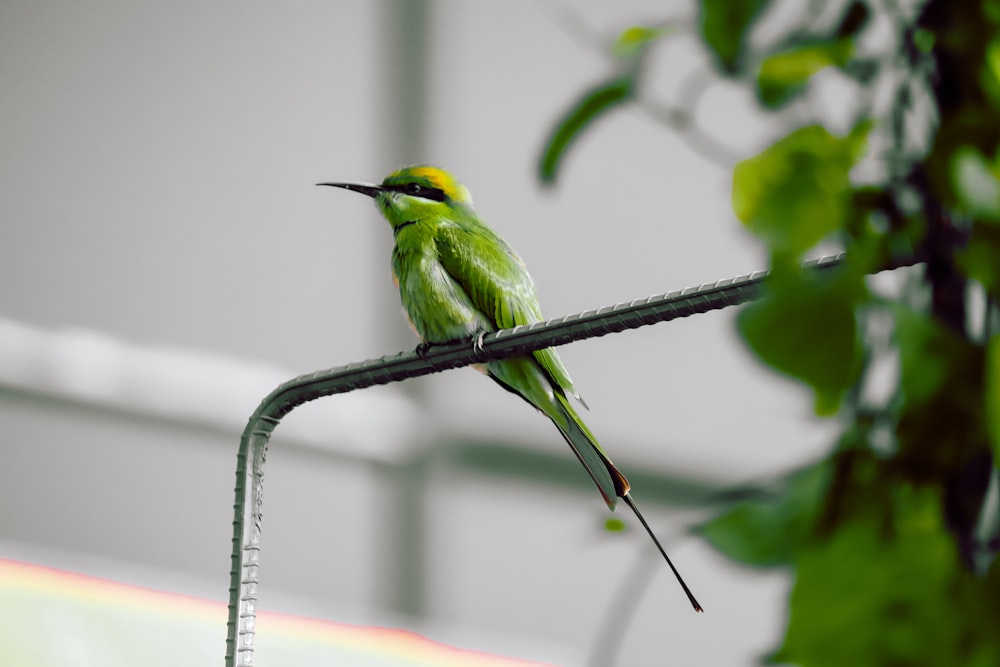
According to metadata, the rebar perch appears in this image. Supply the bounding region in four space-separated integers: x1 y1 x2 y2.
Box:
225 251 919 666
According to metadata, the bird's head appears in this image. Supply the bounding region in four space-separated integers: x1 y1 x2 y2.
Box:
319 165 473 233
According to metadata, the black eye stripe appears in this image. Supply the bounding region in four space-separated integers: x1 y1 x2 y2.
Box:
386 183 447 202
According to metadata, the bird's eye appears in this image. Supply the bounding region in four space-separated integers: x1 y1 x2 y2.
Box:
393 181 445 201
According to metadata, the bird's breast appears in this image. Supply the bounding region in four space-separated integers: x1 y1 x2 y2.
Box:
392 250 492 343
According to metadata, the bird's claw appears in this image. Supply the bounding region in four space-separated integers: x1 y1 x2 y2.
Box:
471 331 489 362
417 334 488 362
415 341 434 360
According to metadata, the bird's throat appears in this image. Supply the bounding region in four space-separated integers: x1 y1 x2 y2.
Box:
393 220 417 237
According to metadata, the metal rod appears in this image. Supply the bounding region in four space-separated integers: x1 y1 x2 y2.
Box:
224 250 920 665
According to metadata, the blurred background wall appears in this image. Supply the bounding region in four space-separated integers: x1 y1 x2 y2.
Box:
0 1 834 664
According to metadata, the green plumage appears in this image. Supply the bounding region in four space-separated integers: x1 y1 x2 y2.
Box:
381 167 627 508
321 165 702 612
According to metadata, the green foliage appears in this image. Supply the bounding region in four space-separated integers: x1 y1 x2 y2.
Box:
950 146 1000 222
538 78 634 185
912 28 935 55
756 39 854 108
959 223 1000 299
988 335 1000 459
732 123 871 261
540 0 1000 664
918 0 1000 212
701 462 829 566
894 307 966 406
538 25 671 185
727 1 998 660
604 517 626 533
612 25 667 60
699 0 770 73
893 306 987 482
732 122 874 413
774 489 1000 667
738 267 865 414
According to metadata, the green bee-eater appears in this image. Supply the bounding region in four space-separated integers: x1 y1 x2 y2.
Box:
321 165 701 612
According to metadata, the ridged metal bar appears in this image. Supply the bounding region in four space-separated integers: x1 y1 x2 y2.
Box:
224 250 919 665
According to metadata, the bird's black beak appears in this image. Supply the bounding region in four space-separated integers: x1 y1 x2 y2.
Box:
317 182 384 199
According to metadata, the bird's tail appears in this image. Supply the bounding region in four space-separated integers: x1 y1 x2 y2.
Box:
554 392 704 612
552 391 630 510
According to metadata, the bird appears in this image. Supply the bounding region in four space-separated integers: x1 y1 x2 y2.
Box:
320 165 702 612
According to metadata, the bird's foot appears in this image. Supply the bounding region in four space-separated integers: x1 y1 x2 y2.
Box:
470 331 489 362
417 333 489 362
415 341 435 360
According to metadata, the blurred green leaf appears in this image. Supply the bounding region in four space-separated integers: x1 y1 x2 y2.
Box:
772 488 999 667
612 25 669 59
894 306 982 407
958 222 1000 299
699 0 770 73
988 335 1000 460
893 306 986 480
700 462 829 567
950 146 1000 221
604 517 626 533
538 77 633 185
737 267 865 414
912 28 935 55
985 35 1000 107
894 307 958 406
756 38 854 108
732 122 872 260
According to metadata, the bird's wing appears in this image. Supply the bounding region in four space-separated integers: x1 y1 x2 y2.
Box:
434 222 578 394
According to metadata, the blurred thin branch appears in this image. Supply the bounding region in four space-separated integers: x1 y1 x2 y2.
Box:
636 64 745 168
537 4 742 174
588 549 661 667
